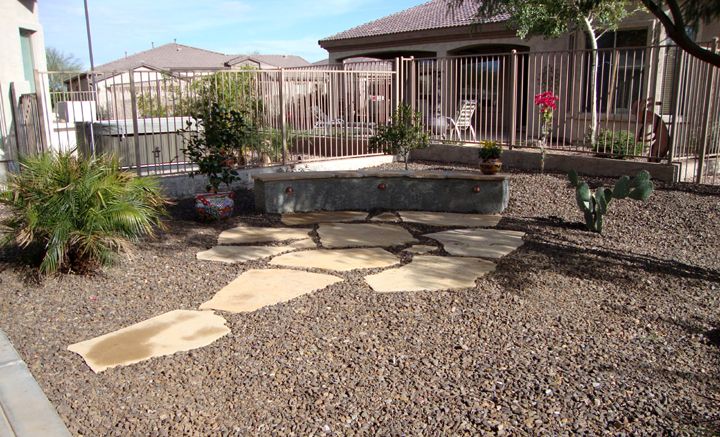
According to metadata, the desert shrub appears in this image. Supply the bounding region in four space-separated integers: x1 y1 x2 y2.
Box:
369 104 429 169
0 152 167 274
591 129 645 158
181 102 261 192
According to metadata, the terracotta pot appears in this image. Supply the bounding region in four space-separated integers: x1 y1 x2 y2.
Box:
195 191 235 221
479 159 502 175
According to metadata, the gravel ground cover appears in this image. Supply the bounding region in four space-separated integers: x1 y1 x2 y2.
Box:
0 163 718 435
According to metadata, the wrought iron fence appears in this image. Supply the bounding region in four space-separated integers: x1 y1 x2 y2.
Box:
33 67 395 175
400 43 720 183
16 43 720 184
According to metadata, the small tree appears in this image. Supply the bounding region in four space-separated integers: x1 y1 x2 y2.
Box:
449 0 636 146
369 104 429 170
45 47 83 92
181 102 260 192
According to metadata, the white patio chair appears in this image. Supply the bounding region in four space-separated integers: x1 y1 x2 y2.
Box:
444 100 477 141
312 106 344 133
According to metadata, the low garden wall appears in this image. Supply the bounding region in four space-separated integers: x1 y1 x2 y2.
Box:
253 170 509 214
410 143 678 183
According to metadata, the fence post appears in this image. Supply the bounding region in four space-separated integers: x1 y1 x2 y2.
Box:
696 38 718 184
667 46 684 165
510 50 518 149
394 57 401 111
279 68 287 166
128 70 143 176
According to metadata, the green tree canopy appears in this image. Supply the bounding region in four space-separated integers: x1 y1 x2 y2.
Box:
45 47 84 92
640 0 720 66
45 47 82 72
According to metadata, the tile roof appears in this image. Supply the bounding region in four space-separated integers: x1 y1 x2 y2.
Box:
94 43 309 73
226 54 311 68
320 0 509 42
94 43 230 73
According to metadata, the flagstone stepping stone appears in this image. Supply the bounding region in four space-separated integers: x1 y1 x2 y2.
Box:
318 223 418 248
218 226 310 245
404 244 437 255
365 256 495 293
424 228 525 258
281 211 368 226
199 269 342 313
67 310 230 373
370 212 400 222
197 243 305 264
288 238 317 250
269 248 399 271
399 211 501 227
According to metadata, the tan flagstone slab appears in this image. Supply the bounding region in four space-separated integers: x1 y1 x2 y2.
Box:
269 248 399 271
68 310 230 373
197 245 292 264
365 256 495 293
199 269 342 313
318 223 418 248
370 212 400 222
288 239 317 250
218 226 311 245
281 211 368 226
398 211 501 228
404 244 437 255
424 228 525 258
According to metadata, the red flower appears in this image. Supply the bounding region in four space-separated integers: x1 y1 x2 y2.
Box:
534 91 559 112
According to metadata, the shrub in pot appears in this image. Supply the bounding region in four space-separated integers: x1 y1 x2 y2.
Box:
478 140 503 175
182 102 260 220
0 152 167 275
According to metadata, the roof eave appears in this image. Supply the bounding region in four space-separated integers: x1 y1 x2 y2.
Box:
319 22 514 51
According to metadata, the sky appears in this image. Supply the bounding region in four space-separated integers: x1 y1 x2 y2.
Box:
39 0 425 69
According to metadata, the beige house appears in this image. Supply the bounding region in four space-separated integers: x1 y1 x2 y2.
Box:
0 0 50 178
319 1 719 62
319 0 720 149
63 43 311 120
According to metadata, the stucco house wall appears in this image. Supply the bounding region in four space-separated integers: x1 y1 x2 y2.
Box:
0 0 49 179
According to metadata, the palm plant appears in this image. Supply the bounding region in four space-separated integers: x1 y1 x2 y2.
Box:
0 152 167 274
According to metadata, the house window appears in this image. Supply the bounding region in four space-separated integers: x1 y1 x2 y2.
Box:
586 29 648 112
19 29 36 93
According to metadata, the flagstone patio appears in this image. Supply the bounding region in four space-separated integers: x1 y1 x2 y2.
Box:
67 210 524 373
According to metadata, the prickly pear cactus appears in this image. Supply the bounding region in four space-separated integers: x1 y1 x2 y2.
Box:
567 170 654 233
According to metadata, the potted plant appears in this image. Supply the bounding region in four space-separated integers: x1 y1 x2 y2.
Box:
182 102 258 220
478 140 503 175
369 104 429 170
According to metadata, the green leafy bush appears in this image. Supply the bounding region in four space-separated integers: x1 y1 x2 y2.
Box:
182 102 261 192
0 152 167 274
590 129 645 158
369 104 429 170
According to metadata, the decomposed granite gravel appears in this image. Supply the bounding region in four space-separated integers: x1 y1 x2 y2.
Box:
0 164 719 435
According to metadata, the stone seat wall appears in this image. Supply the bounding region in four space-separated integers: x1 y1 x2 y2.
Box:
253 170 509 214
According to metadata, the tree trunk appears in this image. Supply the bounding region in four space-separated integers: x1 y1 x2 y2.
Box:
583 17 599 148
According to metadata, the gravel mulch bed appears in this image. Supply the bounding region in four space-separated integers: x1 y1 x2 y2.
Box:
0 164 719 435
